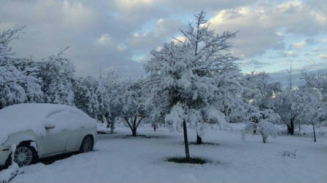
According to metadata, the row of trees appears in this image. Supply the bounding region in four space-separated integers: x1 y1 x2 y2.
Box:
0 26 148 136
1 12 326 161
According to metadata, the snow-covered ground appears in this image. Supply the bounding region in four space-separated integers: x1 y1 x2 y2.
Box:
6 125 327 183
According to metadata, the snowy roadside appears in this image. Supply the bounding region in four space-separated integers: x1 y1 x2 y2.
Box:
4 125 326 183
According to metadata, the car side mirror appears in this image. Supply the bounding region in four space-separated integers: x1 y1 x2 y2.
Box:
44 124 55 130
44 119 56 130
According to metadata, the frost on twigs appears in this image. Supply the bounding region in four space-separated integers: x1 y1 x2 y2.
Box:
242 120 279 143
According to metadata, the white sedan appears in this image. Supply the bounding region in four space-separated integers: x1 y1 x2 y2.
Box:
0 103 97 167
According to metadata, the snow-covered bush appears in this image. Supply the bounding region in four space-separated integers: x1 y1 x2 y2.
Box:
242 120 279 143
280 150 297 159
0 145 21 183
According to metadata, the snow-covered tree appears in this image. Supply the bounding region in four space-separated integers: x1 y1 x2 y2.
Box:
294 71 327 141
118 80 148 136
294 88 324 142
73 75 110 121
242 120 279 143
242 71 281 110
238 71 282 135
273 68 300 135
0 25 43 109
38 50 75 105
74 71 125 134
0 24 26 59
274 89 301 135
144 11 238 160
300 70 327 102
0 57 43 109
101 71 124 133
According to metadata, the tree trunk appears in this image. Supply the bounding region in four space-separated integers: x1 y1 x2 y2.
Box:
287 119 295 135
124 117 137 137
132 128 137 137
110 122 115 134
153 123 157 131
106 122 110 128
183 120 190 162
196 134 202 144
133 116 137 135
253 121 258 134
312 123 317 142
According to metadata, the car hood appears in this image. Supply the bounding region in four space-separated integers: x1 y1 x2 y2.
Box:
0 103 96 143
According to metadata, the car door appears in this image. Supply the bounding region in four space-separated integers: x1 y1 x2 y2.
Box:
38 116 68 156
64 111 86 152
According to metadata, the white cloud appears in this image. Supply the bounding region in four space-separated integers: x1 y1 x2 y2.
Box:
0 0 326 79
319 54 327 59
157 0 257 12
127 18 184 50
112 0 153 13
207 1 326 57
284 51 298 57
291 40 306 49
172 36 187 44
96 34 114 46
62 1 94 29
155 19 184 37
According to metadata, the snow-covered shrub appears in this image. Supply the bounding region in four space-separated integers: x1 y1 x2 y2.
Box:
0 163 20 183
280 150 297 159
242 120 279 143
0 145 21 183
257 120 279 143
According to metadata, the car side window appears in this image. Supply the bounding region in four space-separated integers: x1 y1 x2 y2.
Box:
47 110 87 131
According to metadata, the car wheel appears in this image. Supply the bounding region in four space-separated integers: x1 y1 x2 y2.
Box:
12 144 37 167
80 135 93 153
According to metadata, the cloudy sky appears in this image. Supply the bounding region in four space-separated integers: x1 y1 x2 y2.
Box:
1 0 326 83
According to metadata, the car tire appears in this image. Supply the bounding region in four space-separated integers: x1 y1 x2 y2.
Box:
6 143 38 167
79 135 94 153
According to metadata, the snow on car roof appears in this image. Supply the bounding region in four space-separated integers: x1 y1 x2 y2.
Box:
0 103 96 143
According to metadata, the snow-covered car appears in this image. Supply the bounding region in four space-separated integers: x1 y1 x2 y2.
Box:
0 103 97 167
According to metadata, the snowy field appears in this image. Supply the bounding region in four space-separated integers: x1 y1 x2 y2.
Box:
8 125 327 183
